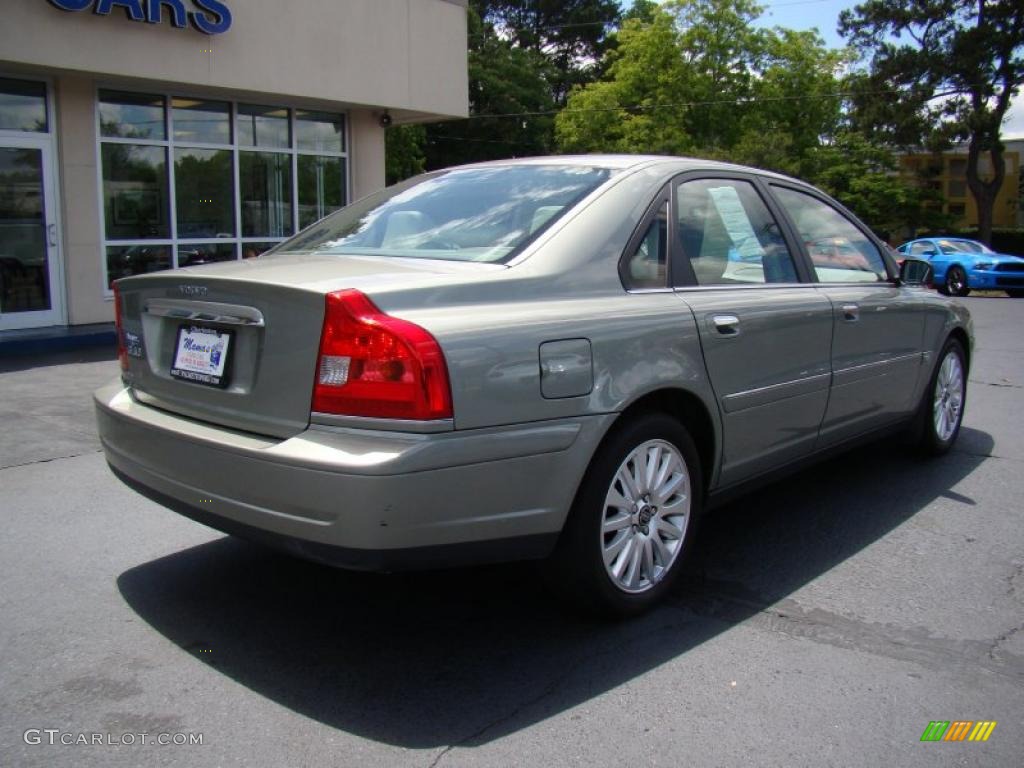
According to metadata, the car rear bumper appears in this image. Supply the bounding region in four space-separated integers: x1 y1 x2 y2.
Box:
94 380 613 570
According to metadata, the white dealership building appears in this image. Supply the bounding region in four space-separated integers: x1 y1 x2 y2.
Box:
0 0 468 333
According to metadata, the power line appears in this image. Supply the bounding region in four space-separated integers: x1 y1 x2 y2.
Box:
467 0 844 38
446 84 976 121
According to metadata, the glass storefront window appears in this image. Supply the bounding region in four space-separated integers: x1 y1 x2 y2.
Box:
177 242 237 268
106 244 171 287
238 104 290 149
242 242 279 259
240 151 293 237
99 91 166 140
99 92 347 289
101 144 169 239
0 78 48 133
174 148 234 238
298 155 345 229
296 110 344 152
172 98 231 145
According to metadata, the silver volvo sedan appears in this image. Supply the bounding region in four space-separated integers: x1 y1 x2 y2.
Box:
95 156 972 616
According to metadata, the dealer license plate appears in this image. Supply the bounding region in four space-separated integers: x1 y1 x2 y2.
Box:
170 326 233 388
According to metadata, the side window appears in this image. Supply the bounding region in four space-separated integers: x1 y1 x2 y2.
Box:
675 179 797 285
910 241 933 256
624 201 668 289
772 186 887 282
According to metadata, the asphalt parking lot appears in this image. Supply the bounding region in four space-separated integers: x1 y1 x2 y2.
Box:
1 295 1022 767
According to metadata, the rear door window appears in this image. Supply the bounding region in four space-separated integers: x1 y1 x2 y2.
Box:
675 178 798 285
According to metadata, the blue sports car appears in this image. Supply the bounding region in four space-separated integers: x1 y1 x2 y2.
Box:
896 237 1024 297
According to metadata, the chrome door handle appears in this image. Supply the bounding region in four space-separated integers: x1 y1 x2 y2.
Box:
841 304 859 321
47 223 57 247
711 314 740 335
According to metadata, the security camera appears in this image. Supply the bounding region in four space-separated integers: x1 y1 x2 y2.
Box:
379 112 393 128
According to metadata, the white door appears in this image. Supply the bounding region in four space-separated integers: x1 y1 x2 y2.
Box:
0 135 64 330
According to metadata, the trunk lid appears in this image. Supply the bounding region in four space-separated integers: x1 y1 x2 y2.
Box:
116 254 501 437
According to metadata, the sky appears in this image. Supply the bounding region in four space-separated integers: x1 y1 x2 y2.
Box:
680 0 1024 138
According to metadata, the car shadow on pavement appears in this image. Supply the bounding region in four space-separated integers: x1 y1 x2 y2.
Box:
117 428 994 749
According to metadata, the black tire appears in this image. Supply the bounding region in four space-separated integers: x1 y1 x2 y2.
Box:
1006 289 1024 298
914 337 967 455
545 412 704 618
942 265 971 297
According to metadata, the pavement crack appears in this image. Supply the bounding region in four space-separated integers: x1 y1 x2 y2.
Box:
950 448 1023 463
425 659 587 768
1 449 102 471
1004 560 1024 602
426 676 568 768
426 628 674 768
684 582 1024 681
989 623 1024 661
969 379 1022 389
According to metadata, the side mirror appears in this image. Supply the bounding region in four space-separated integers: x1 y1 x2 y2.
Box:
900 258 934 287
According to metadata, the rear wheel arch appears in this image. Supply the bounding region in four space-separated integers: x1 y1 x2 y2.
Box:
947 327 971 372
548 394 713 616
600 388 717 496
559 387 717 542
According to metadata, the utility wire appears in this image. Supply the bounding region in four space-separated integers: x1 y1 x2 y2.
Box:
467 0 844 38
444 84 981 121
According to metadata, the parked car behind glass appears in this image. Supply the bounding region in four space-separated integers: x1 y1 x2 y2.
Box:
96 156 972 616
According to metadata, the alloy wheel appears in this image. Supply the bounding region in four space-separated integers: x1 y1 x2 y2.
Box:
600 439 691 594
933 350 964 442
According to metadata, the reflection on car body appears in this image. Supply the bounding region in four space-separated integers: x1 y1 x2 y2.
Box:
95 156 973 616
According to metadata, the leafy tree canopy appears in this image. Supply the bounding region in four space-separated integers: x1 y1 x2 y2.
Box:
839 0 1024 243
556 1 843 158
385 125 426 186
471 0 621 103
421 8 556 169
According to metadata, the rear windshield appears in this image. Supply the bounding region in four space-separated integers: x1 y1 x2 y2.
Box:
270 165 614 263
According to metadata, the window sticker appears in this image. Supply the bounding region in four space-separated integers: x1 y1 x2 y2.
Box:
708 186 765 261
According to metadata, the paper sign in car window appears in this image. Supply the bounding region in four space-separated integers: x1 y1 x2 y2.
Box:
708 186 765 261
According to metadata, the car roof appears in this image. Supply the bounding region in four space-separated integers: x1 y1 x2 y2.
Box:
447 154 806 185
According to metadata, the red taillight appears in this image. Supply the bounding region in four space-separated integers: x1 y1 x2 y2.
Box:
113 283 127 372
312 289 453 420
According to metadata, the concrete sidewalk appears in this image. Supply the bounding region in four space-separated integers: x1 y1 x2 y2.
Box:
0 323 115 359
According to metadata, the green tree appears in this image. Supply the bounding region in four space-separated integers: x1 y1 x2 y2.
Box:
805 132 949 237
556 7 693 154
671 0 766 150
558 1 826 156
385 125 426 185
839 0 1024 244
622 0 659 24
471 0 621 103
384 9 557 174
741 29 849 161
424 9 556 169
